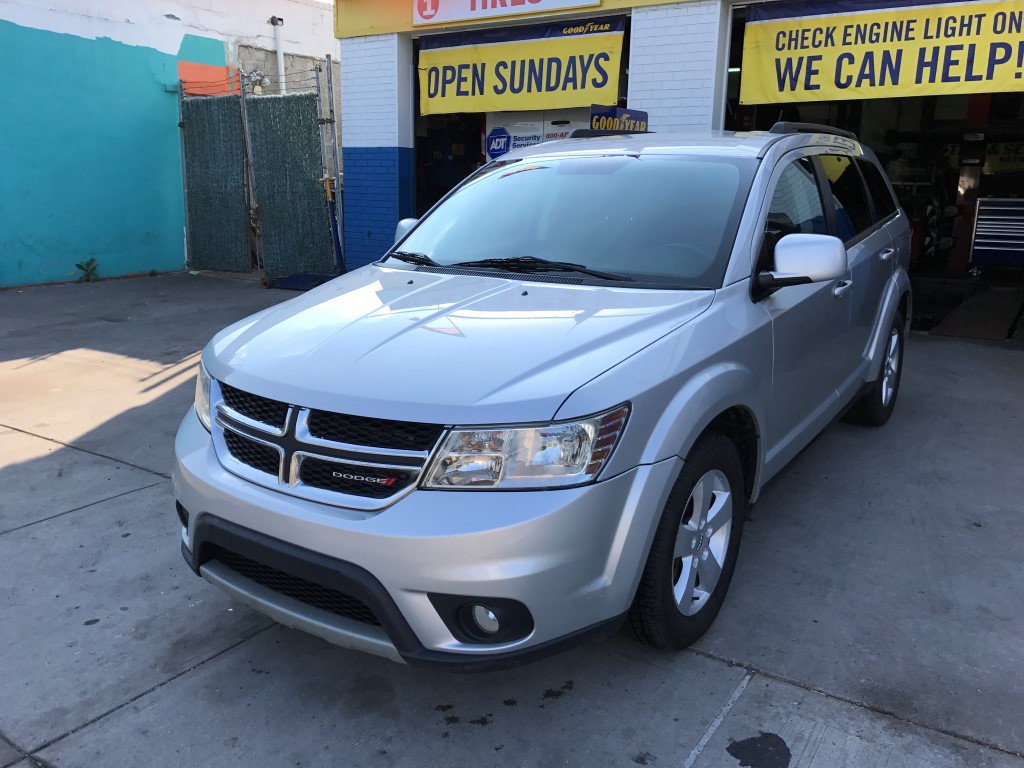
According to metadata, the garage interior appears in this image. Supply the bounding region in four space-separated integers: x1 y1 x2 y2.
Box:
726 7 1024 342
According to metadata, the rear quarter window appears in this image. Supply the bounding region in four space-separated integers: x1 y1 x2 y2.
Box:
856 159 899 221
820 154 873 244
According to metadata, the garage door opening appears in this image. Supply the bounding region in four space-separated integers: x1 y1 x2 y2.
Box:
725 5 1024 340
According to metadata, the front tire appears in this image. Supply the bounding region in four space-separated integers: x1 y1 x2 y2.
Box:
846 311 904 427
628 432 747 650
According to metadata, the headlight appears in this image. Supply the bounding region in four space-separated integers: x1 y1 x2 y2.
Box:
194 360 212 432
423 405 629 490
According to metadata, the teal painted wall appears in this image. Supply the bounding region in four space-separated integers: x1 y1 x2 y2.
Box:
0 22 223 287
177 34 226 66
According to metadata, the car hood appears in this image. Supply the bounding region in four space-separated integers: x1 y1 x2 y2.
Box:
207 265 714 424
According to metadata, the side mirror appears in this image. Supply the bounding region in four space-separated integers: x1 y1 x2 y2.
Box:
394 218 418 244
758 234 847 291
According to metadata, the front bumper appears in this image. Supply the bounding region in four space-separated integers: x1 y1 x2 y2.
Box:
173 410 681 667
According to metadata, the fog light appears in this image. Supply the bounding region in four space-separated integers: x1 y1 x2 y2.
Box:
471 604 500 635
429 593 534 644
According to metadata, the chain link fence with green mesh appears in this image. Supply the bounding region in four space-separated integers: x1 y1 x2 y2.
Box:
180 84 337 279
182 95 250 273
246 92 337 278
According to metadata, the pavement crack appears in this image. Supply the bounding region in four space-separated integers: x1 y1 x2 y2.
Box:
686 647 1024 760
0 423 171 480
0 726 28 768
26 624 274 758
0 728 55 768
682 671 752 768
0 481 169 537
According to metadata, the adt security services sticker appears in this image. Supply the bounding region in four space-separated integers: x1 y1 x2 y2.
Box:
487 127 511 160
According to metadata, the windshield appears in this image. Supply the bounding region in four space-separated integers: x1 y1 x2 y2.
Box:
391 154 756 288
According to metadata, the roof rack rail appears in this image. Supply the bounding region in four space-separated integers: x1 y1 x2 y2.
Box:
769 122 858 141
568 128 651 139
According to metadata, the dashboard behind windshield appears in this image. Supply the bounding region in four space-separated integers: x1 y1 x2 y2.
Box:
392 154 756 288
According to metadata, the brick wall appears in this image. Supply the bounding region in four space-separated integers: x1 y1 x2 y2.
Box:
628 0 729 132
341 147 414 270
340 34 413 148
340 32 415 270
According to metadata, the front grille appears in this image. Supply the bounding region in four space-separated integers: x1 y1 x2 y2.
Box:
224 430 280 477
212 383 439 507
212 547 380 626
220 383 289 430
299 458 413 499
306 410 443 452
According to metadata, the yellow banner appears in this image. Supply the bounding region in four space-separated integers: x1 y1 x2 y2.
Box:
741 0 1024 104
418 21 623 115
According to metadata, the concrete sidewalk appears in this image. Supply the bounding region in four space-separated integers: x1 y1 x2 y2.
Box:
1 274 1022 767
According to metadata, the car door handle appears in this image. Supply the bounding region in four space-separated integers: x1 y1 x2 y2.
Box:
833 280 853 297
880 248 895 262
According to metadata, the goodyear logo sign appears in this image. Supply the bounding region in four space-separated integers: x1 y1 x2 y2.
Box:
418 18 624 115
741 0 1024 104
590 105 649 131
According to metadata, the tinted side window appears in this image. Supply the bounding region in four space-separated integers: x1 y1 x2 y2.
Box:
760 158 826 271
856 159 899 221
821 155 873 243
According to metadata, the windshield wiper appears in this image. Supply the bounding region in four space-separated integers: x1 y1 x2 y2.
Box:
452 256 634 282
388 250 440 267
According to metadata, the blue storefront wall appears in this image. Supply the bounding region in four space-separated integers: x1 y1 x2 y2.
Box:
0 21 224 287
341 146 416 271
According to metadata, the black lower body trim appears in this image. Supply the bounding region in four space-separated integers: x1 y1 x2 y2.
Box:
401 613 626 672
181 513 626 671
182 515 424 655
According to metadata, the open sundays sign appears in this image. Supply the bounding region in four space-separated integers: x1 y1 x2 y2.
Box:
741 0 1024 104
419 18 624 115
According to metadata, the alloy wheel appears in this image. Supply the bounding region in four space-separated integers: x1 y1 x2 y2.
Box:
882 328 901 407
671 469 733 616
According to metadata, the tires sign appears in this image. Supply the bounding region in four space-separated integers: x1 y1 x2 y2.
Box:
413 0 599 27
416 0 438 21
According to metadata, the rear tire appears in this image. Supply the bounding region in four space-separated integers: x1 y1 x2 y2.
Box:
628 432 747 650
845 311 904 427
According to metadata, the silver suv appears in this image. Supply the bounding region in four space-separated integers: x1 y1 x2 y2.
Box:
175 124 911 668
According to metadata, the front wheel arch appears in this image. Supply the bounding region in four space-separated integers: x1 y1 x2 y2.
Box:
704 406 759 504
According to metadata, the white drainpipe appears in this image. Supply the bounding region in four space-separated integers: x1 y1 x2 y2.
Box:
270 16 286 94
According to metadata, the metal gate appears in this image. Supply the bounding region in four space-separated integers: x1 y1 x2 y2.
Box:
178 61 344 287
